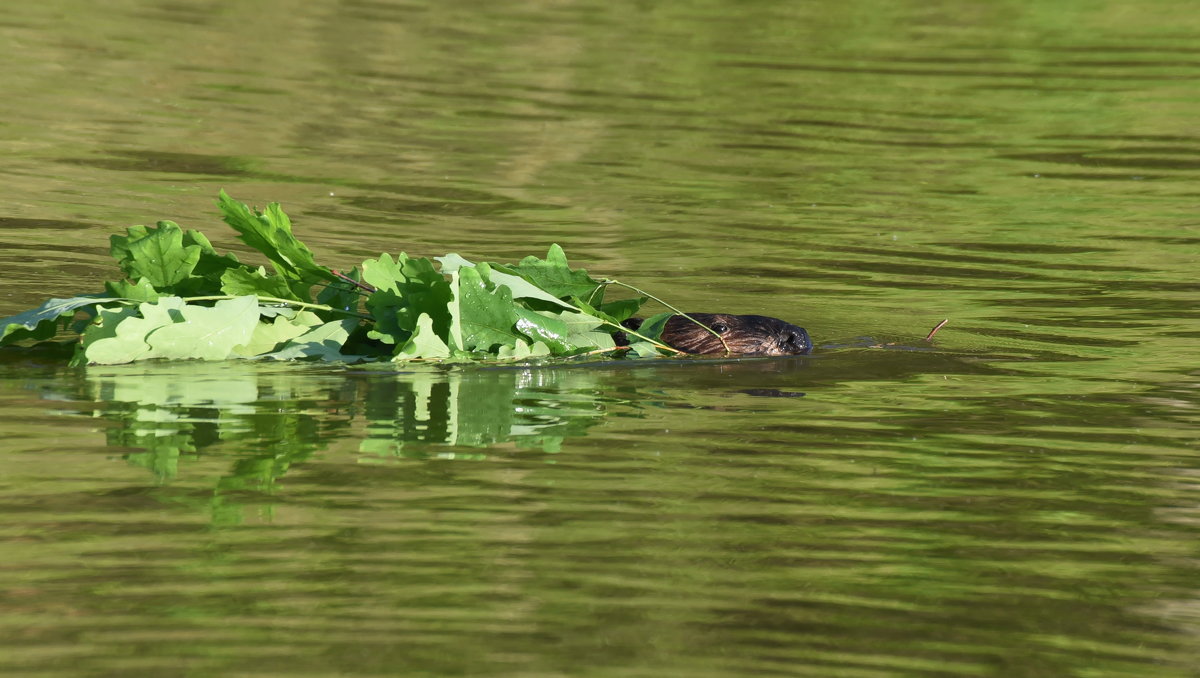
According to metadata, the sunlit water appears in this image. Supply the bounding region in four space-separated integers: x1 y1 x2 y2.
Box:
2 2 1199 676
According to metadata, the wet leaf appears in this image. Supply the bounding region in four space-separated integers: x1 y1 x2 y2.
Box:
144 295 261 361
452 266 524 352
394 313 451 360
496 339 551 360
0 296 107 346
82 297 187 364
627 341 662 357
81 296 264 364
232 311 322 357
261 318 361 361
514 308 613 354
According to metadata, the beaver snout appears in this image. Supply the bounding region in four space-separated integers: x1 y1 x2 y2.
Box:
778 325 812 356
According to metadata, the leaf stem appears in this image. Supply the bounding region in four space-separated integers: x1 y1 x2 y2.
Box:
596 319 682 355
107 295 372 320
601 279 730 354
198 295 371 319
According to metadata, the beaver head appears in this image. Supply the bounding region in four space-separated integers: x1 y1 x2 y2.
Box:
659 313 811 356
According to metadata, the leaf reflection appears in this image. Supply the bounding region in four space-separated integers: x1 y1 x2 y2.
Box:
82 360 636 519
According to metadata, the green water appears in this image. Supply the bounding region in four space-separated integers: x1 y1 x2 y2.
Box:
2 2 1199 676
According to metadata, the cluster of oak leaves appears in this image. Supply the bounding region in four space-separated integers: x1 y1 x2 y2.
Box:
0 192 675 366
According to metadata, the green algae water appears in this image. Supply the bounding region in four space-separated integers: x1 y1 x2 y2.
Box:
2 2 1199 676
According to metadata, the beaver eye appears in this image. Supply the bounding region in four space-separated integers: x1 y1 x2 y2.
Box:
711 323 728 333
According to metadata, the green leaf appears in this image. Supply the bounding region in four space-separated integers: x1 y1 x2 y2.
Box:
452 266 524 352
78 304 141 347
109 220 201 288
361 253 408 293
495 339 551 360
104 278 161 303
232 311 322 357
478 262 576 310
108 221 245 297
261 318 362 361
513 307 571 353
80 296 264 364
82 297 187 364
635 312 673 342
362 253 453 346
513 308 614 354
183 228 244 280
220 266 297 300
596 297 645 322
362 254 411 345
144 296 261 361
108 223 150 276
365 289 407 345
394 313 451 360
445 258 616 357
510 244 605 304
216 191 334 296
396 255 454 340
0 296 107 346
627 341 663 357
555 309 615 339
433 253 473 274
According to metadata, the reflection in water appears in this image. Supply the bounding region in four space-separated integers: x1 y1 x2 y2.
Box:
80 360 644 519
83 356 829 475
68 357 825 525
356 364 624 455
85 361 630 460
74 356 830 517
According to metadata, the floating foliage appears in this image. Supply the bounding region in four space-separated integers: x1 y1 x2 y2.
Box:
0 192 678 365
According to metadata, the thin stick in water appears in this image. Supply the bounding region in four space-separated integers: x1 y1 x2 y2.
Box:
923 319 949 342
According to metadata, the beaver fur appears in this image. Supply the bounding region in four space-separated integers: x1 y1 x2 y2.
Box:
620 313 811 356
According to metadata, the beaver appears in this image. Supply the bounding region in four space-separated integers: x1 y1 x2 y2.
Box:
619 313 811 356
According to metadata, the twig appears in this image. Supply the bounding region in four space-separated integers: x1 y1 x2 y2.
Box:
166 295 372 319
573 345 633 359
332 269 376 294
598 321 683 355
923 319 949 342
601 279 730 354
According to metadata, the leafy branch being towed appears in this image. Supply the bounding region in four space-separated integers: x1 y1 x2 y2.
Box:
0 192 684 365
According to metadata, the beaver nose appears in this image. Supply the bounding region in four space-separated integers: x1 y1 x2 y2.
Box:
782 327 812 354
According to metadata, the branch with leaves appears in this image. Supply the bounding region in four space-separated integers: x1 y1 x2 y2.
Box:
0 192 689 366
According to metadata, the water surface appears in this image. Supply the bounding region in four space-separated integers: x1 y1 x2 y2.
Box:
2 2 1199 676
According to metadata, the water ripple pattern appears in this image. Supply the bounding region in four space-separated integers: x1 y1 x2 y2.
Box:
1 1 1199 677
